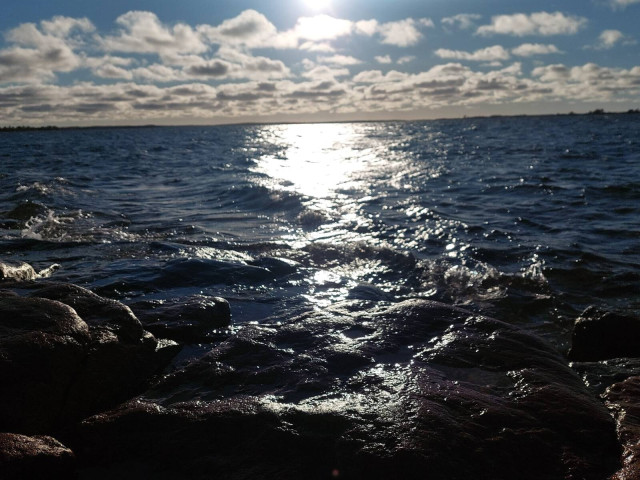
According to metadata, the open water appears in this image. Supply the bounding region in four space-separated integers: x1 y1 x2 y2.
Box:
1 115 639 354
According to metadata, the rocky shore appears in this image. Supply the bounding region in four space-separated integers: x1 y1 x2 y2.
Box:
1 259 639 479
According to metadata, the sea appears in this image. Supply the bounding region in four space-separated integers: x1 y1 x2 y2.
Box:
1 114 639 356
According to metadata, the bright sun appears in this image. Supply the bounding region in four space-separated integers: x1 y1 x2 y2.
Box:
303 0 332 11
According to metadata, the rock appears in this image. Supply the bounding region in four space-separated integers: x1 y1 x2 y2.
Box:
0 433 76 480
132 296 231 343
0 296 91 433
30 283 144 342
604 376 640 480
0 261 38 282
72 300 620 479
568 306 640 361
0 284 180 433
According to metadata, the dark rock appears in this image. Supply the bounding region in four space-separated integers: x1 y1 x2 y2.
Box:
568 306 640 361
0 296 91 433
3 202 47 222
0 285 180 433
0 433 76 480
0 261 38 282
604 376 640 480
72 300 620 479
30 283 144 342
132 296 231 343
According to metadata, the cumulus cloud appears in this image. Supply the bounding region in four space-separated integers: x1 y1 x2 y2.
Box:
0 17 93 83
435 45 510 62
318 55 362 66
511 43 561 56
441 14 482 30
293 15 354 42
378 18 433 47
375 55 392 64
597 29 625 49
100 11 207 55
477 12 587 36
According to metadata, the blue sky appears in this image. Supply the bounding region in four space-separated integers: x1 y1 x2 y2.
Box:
1 0 639 125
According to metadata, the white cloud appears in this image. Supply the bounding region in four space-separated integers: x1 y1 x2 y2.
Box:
512 43 561 56
0 18 91 83
354 20 379 37
435 45 511 62
378 18 433 47
477 12 587 36
609 0 640 8
292 15 354 42
197 9 297 49
441 14 482 30
375 55 392 64
597 29 625 49
318 55 362 66
40 16 95 38
100 11 207 55
397 56 415 64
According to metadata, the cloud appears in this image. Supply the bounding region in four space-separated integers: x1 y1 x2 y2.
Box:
100 11 207 55
511 43 561 56
293 15 354 42
597 29 625 49
375 55 392 64
378 18 433 47
318 55 362 66
441 14 482 30
435 45 511 62
397 56 415 64
609 0 640 8
0 18 92 83
198 9 293 49
477 12 587 36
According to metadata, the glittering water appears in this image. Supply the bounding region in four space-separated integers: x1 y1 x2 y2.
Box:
1 115 639 351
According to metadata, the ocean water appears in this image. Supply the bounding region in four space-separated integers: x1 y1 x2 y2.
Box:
1 115 639 353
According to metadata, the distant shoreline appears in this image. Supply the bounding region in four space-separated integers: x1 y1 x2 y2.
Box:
1 108 639 132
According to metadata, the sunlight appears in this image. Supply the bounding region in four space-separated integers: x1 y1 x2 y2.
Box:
254 123 365 199
303 0 332 11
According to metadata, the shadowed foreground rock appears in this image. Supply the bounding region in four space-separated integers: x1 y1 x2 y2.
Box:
568 306 640 361
0 283 179 433
0 433 76 480
132 296 231 343
73 300 620 480
605 376 640 480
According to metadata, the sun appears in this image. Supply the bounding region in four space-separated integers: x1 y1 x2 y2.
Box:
303 0 333 11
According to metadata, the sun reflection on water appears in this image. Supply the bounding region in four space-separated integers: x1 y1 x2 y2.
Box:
253 123 372 200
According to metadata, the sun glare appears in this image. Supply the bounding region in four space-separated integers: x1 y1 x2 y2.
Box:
303 0 332 11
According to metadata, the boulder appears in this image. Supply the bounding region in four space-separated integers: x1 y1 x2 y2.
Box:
568 306 640 361
605 376 640 480
0 284 179 433
73 300 620 480
0 296 91 433
0 433 76 480
132 296 231 343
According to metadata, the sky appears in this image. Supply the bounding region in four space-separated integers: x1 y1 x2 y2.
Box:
1 0 639 126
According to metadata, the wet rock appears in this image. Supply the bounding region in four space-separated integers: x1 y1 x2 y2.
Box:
0 260 38 282
568 306 640 361
30 283 144 342
72 300 620 480
0 433 76 480
132 296 231 343
604 376 640 480
0 296 90 433
0 284 179 433
3 201 47 222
